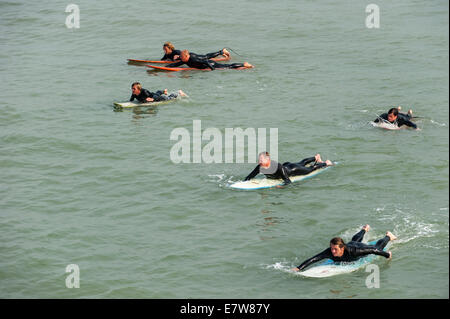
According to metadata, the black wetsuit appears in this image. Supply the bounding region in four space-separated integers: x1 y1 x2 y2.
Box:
244 157 328 185
161 49 182 61
374 112 417 129
130 89 178 103
193 49 226 60
296 229 391 271
167 50 245 70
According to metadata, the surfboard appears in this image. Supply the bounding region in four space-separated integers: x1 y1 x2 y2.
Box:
128 56 230 64
229 163 335 190
146 64 253 72
370 121 401 130
113 96 180 108
146 64 208 72
299 240 389 278
128 59 172 64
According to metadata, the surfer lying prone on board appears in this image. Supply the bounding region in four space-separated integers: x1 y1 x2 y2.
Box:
166 50 253 70
161 42 231 61
374 107 419 130
244 152 333 187
130 82 187 103
291 225 396 272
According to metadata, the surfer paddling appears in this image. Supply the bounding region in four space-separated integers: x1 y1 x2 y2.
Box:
374 106 418 129
167 50 253 70
130 82 187 103
291 225 396 272
161 42 231 62
244 152 333 187
161 42 182 61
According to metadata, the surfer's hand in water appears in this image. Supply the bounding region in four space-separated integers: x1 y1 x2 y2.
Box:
276 185 284 189
388 251 392 259
325 160 333 166
291 267 299 272
163 89 168 95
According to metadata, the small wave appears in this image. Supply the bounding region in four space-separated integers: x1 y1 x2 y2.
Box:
430 120 447 127
208 174 226 182
264 261 296 274
207 173 240 188
374 207 440 245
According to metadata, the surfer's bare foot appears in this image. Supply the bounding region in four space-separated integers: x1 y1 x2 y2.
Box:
178 89 187 97
397 106 402 111
362 224 370 232
408 109 413 116
243 62 253 68
222 48 230 58
386 231 397 241
315 154 323 163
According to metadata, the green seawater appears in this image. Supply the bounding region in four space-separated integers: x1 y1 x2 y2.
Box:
0 0 448 298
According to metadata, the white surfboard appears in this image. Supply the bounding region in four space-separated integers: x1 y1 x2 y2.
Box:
370 121 401 130
229 163 335 190
113 96 181 108
299 240 389 278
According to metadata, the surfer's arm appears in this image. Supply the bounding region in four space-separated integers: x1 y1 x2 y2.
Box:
205 60 215 70
280 165 292 186
244 165 261 181
374 113 388 123
295 249 331 271
399 119 417 129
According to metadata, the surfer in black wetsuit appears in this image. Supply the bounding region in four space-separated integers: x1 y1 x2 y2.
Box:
130 82 186 102
244 152 333 186
161 42 231 61
167 50 253 70
374 107 418 129
291 225 396 272
161 42 182 61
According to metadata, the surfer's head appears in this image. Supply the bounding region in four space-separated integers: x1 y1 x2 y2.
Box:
131 82 142 95
258 151 271 168
387 107 399 123
163 42 175 54
330 237 346 257
180 50 190 62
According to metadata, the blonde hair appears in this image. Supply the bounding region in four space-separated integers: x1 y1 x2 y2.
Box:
163 42 175 51
180 50 190 58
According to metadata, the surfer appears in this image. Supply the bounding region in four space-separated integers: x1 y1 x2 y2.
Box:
291 225 396 272
166 50 253 70
244 152 333 186
161 42 231 61
130 82 186 103
373 107 418 129
161 42 182 61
